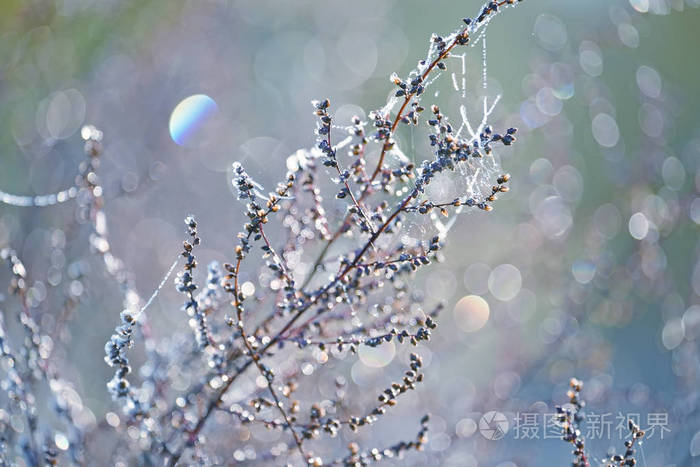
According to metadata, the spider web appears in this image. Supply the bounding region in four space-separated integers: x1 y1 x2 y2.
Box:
389 20 506 249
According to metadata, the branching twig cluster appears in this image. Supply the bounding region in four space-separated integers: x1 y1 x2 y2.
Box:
557 378 646 467
0 1 527 465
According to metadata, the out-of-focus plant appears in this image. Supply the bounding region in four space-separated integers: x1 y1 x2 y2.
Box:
556 378 645 467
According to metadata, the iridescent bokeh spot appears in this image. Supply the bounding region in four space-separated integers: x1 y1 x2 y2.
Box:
169 94 218 146
454 295 490 333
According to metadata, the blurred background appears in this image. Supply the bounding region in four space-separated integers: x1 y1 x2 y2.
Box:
0 0 699 464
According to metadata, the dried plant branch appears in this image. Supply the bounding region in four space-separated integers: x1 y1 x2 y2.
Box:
0 1 528 465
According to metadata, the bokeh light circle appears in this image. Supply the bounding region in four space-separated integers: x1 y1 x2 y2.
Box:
488 264 523 301
572 260 596 284
662 318 684 350
636 65 661 98
629 212 649 240
691 431 700 457
592 113 620 148
629 0 649 13
358 341 395 368
454 295 490 333
456 418 477 438
169 94 218 146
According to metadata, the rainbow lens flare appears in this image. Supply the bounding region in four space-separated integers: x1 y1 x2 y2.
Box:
169 94 218 146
